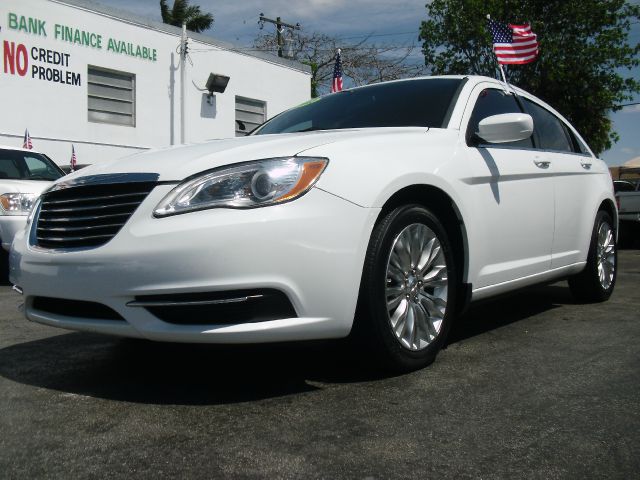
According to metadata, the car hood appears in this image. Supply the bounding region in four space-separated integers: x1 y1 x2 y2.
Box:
60 128 431 182
0 179 54 195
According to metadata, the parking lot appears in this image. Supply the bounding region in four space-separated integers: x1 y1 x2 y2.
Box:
0 250 638 479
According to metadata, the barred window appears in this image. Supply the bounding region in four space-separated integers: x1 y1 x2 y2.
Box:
88 66 136 126
235 96 265 136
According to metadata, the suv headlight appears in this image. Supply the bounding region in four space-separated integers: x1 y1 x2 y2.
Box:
0 193 37 216
154 157 328 217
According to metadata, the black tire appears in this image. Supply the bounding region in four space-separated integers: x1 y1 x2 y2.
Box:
354 204 457 372
0 249 9 286
568 210 617 303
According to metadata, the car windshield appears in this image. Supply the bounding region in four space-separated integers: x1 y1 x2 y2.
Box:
253 78 463 135
0 150 64 181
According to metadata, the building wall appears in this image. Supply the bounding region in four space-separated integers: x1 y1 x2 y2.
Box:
0 0 310 166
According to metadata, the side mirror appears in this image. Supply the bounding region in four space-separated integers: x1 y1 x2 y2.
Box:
476 113 533 144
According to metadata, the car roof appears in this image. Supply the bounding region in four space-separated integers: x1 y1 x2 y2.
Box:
0 144 43 154
341 75 507 91
338 75 549 114
341 75 468 93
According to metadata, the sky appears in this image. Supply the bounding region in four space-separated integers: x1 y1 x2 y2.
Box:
98 0 639 166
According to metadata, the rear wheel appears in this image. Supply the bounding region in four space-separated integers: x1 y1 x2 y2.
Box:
0 248 9 286
355 205 457 372
568 210 616 303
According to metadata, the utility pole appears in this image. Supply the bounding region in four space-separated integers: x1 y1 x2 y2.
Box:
259 14 300 58
180 22 187 144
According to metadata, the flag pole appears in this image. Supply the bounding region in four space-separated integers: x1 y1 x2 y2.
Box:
498 64 510 90
487 14 512 95
499 62 521 101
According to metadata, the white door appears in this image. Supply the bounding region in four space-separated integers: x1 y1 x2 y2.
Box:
462 85 554 289
520 97 598 268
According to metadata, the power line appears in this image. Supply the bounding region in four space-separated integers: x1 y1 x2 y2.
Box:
335 30 419 41
189 45 419 54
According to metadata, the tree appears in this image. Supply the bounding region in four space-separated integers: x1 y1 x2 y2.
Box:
160 0 214 33
254 32 425 97
419 0 640 155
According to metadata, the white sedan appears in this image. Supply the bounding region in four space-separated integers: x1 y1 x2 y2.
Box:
10 76 617 371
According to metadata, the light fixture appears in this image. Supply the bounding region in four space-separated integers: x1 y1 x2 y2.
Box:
205 73 230 94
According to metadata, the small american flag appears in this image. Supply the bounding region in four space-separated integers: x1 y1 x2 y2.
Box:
23 129 32 150
331 49 343 93
488 18 538 65
70 144 77 172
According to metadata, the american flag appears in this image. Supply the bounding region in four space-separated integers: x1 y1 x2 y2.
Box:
70 144 77 171
331 49 343 93
23 129 32 150
488 18 538 65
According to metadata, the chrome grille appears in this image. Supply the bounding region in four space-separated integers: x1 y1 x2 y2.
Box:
35 181 157 249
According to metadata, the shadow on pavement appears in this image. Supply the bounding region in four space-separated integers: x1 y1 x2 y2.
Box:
0 282 574 405
448 283 571 344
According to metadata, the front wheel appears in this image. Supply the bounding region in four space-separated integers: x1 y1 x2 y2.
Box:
568 210 617 303
355 205 457 372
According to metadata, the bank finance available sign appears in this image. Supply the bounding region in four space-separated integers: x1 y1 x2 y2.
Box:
2 11 158 87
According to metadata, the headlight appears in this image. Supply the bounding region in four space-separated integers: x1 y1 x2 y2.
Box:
0 193 37 216
26 197 42 226
154 157 328 217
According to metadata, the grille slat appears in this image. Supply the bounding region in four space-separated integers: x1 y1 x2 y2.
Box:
40 201 143 214
37 222 126 233
41 191 149 206
36 234 115 242
38 212 132 224
35 181 157 249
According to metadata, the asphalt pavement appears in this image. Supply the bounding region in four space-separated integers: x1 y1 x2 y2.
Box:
1 250 639 479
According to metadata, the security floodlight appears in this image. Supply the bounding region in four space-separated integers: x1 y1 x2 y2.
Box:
205 73 230 94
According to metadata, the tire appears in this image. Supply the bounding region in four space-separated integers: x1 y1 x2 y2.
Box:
568 210 617 303
0 249 9 286
354 204 457 372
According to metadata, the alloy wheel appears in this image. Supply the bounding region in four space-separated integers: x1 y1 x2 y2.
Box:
385 223 448 351
596 221 615 290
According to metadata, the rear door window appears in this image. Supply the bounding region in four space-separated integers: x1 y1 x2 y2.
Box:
523 99 573 152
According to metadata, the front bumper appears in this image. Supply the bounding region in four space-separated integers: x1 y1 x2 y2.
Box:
11 185 378 343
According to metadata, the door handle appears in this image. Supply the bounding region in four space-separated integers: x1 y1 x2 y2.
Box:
534 160 550 169
581 162 592 170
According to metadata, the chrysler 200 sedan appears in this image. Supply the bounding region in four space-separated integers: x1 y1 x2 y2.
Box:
10 76 617 371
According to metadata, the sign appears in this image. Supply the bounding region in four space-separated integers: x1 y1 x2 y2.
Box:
3 41 81 86
5 12 158 62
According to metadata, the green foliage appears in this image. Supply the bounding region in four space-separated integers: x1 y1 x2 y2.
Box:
419 0 640 155
160 0 214 33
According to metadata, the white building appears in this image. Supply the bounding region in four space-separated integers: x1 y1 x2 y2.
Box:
0 0 311 166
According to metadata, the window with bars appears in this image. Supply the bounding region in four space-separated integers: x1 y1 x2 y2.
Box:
235 96 266 136
87 66 136 126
